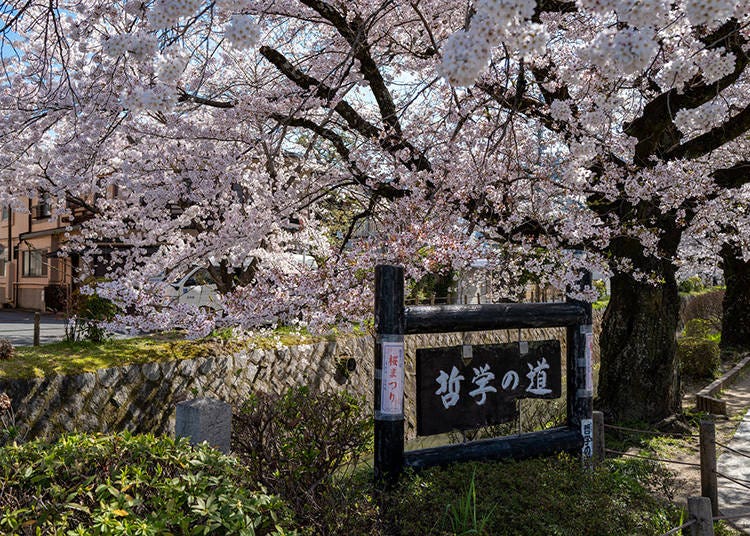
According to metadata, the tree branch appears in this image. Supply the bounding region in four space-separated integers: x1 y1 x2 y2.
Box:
667 103 750 160
712 161 750 189
625 20 749 164
269 113 406 199
178 91 234 108
259 45 431 173
298 0 402 136
475 80 558 132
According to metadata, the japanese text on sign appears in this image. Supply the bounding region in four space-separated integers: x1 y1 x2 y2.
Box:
380 341 404 416
416 340 561 436
434 359 553 408
581 418 593 459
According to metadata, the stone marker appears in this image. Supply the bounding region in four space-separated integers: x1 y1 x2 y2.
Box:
175 397 231 454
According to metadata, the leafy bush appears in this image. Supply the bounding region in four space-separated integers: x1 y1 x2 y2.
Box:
677 337 721 378
593 279 608 300
65 288 119 343
233 386 373 533
678 275 705 294
0 432 294 535
386 456 678 536
0 338 14 360
682 318 718 340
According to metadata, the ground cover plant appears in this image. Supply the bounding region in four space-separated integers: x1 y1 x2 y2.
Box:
228 386 706 535
1 382 736 535
0 430 732 536
0 432 294 535
385 456 681 536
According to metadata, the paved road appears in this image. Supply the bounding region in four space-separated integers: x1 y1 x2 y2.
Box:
0 310 68 346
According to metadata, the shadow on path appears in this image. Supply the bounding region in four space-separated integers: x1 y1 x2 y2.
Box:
718 367 750 534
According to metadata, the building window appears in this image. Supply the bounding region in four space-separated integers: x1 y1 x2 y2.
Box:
22 249 47 277
0 259 5 278
1 206 8 221
34 199 51 219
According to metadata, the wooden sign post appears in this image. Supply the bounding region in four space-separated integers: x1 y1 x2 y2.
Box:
374 265 405 486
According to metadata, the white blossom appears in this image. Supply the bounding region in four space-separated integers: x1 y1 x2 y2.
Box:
224 15 261 49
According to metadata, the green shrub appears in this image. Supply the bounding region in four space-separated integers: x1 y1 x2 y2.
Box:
0 432 294 535
682 318 718 340
677 337 721 378
678 275 705 294
65 286 119 343
233 386 373 533
593 279 608 300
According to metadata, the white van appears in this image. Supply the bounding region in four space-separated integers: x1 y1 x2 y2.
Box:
163 267 221 309
161 253 316 310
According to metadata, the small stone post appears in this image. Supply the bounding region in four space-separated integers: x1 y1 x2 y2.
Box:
175 398 232 454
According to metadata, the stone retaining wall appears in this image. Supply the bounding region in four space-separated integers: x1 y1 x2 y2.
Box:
1 312 602 442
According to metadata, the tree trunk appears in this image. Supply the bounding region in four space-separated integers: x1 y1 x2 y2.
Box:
720 242 750 353
597 245 682 423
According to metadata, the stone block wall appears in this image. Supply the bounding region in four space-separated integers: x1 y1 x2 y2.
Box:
1 315 602 442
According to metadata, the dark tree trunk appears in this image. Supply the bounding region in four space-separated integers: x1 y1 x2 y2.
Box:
720 241 750 353
597 238 682 423
208 257 258 295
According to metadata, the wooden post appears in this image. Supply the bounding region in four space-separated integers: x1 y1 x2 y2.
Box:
566 269 593 462
687 496 714 536
33 312 41 346
374 265 405 487
404 303 586 333
699 421 718 515
593 411 605 466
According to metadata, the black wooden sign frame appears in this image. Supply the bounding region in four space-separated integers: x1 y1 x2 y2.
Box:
373 264 594 485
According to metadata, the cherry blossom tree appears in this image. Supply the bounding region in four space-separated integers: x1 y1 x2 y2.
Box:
680 189 750 352
1 0 749 422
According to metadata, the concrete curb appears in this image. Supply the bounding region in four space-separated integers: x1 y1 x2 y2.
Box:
696 354 750 415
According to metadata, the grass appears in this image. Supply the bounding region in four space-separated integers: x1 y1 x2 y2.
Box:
592 296 610 310
0 329 328 380
678 285 726 297
383 456 681 536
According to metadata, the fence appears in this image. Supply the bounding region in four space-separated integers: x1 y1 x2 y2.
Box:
592 414 750 535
